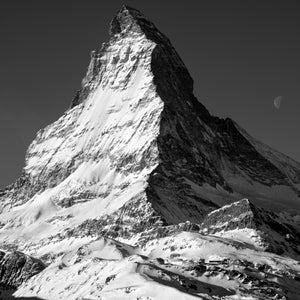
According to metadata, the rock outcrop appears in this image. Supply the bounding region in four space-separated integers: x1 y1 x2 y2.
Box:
0 250 45 289
201 198 300 257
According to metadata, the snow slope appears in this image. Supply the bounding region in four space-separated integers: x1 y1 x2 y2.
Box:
14 233 300 300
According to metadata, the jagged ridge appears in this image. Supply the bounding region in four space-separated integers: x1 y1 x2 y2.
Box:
201 199 300 257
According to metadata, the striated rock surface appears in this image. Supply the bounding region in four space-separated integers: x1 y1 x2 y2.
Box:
0 5 300 300
201 199 300 257
0 250 45 289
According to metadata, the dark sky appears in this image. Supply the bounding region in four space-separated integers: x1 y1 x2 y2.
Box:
0 0 300 188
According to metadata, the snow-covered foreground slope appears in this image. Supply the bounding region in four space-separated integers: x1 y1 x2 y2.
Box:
0 5 300 300
14 233 300 300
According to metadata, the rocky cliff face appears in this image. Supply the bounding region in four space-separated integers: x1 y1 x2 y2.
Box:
0 250 45 290
0 5 300 299
201 198 300 257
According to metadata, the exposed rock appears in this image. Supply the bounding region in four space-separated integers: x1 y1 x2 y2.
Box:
200 199 300 258
0 250 45 289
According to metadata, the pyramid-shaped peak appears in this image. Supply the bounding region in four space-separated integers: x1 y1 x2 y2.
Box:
109 5 170 45
110 5 147 35
115 5 143 22
119 5 142 15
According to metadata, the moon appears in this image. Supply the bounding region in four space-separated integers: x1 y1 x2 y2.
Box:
274 96 282 109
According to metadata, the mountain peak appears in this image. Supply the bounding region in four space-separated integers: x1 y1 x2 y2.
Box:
109 5 171 47
110 5 149 36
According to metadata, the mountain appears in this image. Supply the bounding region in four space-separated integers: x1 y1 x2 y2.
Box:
0 5 300 300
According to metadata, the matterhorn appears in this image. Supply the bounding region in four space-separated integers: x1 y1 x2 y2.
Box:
0 6 299 300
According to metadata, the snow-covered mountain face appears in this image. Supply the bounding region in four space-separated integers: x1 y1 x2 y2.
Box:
1 6 300 239
0 5 300 300
1 7 166 243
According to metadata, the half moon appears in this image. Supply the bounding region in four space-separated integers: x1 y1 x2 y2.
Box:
274 96 282 109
